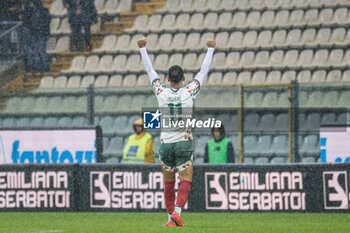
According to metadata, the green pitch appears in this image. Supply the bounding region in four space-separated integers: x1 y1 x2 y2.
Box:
0 212 349 233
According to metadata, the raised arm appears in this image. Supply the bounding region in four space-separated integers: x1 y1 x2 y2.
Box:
194 39 216 87
138 37 159 84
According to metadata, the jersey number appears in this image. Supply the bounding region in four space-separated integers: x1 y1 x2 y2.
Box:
168 103 182 122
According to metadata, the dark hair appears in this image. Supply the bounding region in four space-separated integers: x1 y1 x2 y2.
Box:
168 65 184 83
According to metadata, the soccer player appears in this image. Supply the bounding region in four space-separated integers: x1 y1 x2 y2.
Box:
138 37 215 226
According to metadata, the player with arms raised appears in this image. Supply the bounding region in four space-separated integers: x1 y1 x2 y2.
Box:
138 37 215 227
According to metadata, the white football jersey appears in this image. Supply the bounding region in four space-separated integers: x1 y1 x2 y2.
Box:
152 79 200 143
140 46 214 143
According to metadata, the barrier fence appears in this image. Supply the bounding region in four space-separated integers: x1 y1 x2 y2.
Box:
0 163 349 212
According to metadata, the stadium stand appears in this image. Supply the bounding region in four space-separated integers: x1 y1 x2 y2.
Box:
1 0 350 164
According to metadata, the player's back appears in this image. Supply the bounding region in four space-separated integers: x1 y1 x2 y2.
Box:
152 79 200 143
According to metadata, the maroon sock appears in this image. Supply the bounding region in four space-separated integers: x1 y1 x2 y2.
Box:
164 180 175 214
176 180 192 208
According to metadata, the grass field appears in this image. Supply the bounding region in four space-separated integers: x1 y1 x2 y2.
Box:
0 212 349 233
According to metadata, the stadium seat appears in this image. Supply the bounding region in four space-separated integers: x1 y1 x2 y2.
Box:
147 14 162 33
99 116 116 134
271 30 287 46
40 76 54 88
243 31 257 47
105 137 124 155
320 113 336 125
246 11 260 27
46 37 56 53
116 95 133 113
302 157 315 163
224 52 240 69
236 71 251 84
170 33 186 50
125 14 148 32
52 36 70 53
243 157 254 164
244 91 263 108
338 90 350 107
50 18 60 35
257 135 272 156
2 117 16 128
174 13 190 31
62 56 85 73
255 157 269 164
95 0 105 14
270 135 288 155
322 91 339 107
215 32 229 49
286 29 301 46
108 75 123 87
61 96 78 113
178 0 195 13
50 0 67 16
110 55 127 72
244 113 259 132
261 92 278 107
251 71 267 84
258 113 274 132
53 76 67 88
72 116 87 127
115 116 129 134
207 72 222 85
221 72 236 85
81 75 95 88
244 135 258 155
57 18 70 34
232 12 246 28
271 157 287 164
16 117 30 128
44 117 59 127
269 50 284 67
304 9 319 26
218 13 232 30
300 135 319 155
93 75 108 87
57 117 72 127
97 55 112 72
105 157 120 164
257 31 272 48
327 50 344 67
125 55 142 72
204 13 218 30
331 28 346 45
281 71 296 83
156 0 179 13
122 74 137 86
296 70 312 83
33 97 49 113
290 10 304 26
259 11 274 27
115 0 132 13
136 75 150 86
228 31 243 49
103 0 118 14
157 33 172 51
84 56 100 73
30 117 44 127
220 0 235 10
113 34 131 52
159 14 176 31
266 71 281 84
274 10 289 27
46 97 62 113
67 76 81 88
94 35 117 53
